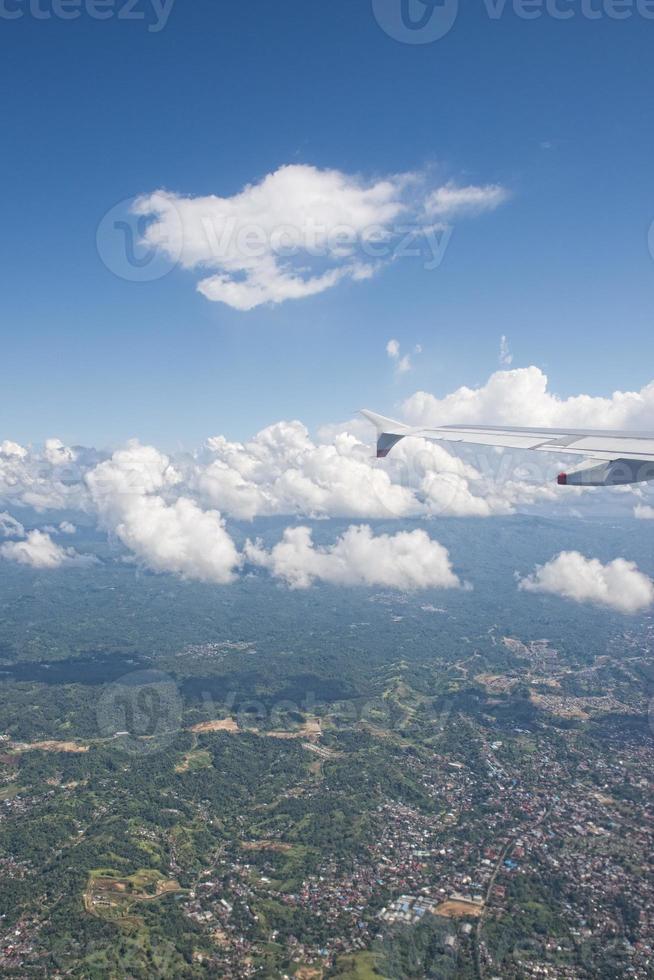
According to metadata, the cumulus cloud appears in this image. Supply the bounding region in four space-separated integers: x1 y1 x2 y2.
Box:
245 524 464 591
86 441 241 584
634 504 654 519
0 530 90 570
133 165 508 311
1 441 27 459
0 512 87 568
199 422 420 520
0 437 86 512
43 438 77 467
518 551 654 614
395 366 654 513
403 365 654 430
425 182 508 219
199 420 518 520
2 366 654 584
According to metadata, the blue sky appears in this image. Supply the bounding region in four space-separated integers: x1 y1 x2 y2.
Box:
2 0 654 449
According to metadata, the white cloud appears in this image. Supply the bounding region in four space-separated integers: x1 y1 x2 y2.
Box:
135 165 404 310
403 365 654 430
134 165 508 311
634 504 654 519
0 437 86 513
0 512 24 538
1 441 27 459
2 366 654 568
499 335 513 367
86 441 240 584
44 438 77 466
43 520 78 535
425 182 509 219
0 530 89 570
245 524 464 591
518 551 654 614
200 419 550 521
199 422 420 520
386 338 419 375
112 495 240 584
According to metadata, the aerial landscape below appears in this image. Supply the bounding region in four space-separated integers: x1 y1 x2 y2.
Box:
3 0 654 976
1 516 652 977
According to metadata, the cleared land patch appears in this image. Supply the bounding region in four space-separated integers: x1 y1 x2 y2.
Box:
13 740 89 754
434 899 484 918
266 718 322 739
190 718 240 733
84 869 183 926
175 748 213 773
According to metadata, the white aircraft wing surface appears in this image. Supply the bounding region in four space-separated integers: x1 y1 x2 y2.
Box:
360 410 654 486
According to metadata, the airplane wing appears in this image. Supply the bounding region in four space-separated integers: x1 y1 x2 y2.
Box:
360 409 654 486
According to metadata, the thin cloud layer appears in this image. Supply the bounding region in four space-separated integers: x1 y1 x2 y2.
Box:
499 335 513 367
245 524 464 591
134 165 509 310
425 182 509 219
0 512 25 538
386 338 419 375
518 551 654 614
